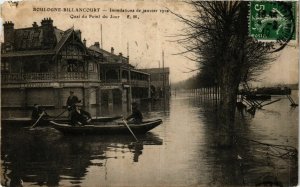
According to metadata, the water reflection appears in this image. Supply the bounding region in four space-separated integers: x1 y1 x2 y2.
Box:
189 92 298 186
1 92 297 186
1 126 163 186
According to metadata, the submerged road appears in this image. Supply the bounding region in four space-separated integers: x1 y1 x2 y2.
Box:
1 91 298 186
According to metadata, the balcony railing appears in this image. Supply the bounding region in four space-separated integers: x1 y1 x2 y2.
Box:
1 73 56 82
1 72 99 82
60 72 86 80
1 73 147 85
102 78 129 83
89 72 99 80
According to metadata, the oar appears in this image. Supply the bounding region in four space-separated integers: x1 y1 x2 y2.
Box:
30 112 45 129
122 119 139 142
53 109 68 119
261 98 281 107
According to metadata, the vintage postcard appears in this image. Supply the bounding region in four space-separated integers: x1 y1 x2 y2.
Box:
1 0 299 186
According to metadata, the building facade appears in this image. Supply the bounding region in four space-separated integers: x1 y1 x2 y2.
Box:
1 18 150 117
89 43 150 114
138 68 170 99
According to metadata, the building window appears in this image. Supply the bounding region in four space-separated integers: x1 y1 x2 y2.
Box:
106 69 118 80
67 61 78 72
11 61 21 73
88 63 95 72
1 62 10 73
122 70 129 80
40 63 49 72
23 31 30 39
33 31 40 47
161 74 164 81
65 59 84 72
24 61 39 73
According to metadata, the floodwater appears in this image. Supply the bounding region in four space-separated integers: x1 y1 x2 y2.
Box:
1 91 298 187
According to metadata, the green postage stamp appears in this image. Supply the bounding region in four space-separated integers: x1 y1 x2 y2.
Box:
249 1 296 41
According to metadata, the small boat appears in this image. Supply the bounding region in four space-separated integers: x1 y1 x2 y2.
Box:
49 119 162 135
1 116 123 126
246 94 271 100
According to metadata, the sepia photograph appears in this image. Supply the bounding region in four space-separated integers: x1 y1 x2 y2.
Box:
0 0 299 186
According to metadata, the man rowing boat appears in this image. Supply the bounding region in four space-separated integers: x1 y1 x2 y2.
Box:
126 102 143 124
31 104 49 120
70 103 92 126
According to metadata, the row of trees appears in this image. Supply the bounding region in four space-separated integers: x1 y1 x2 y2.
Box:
174 1 279 146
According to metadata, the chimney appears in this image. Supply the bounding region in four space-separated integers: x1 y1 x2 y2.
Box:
94 42 100 48
41 17 53 27
111 47 114 54
3 21 14 45
83 38 86 46
32 22 38 28
41 18 55 48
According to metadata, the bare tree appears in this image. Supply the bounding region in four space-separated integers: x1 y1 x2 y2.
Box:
173 1 275 146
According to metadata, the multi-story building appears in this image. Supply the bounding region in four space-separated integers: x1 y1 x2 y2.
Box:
1 18 150 117
138 68 170 99
88 43 150 114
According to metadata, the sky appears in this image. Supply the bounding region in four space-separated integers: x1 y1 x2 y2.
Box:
1 0 299 85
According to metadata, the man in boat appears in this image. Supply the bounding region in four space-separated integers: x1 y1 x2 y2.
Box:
126 102 143 124
31 104 49 120
70 103 92 126
66 91 81 111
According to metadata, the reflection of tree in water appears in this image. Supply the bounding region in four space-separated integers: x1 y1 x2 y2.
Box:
1 127 163 186
189 97 297 186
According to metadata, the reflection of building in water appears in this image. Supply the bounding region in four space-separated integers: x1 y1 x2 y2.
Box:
1 18 150 115
1 127 163 186
138 68 170 99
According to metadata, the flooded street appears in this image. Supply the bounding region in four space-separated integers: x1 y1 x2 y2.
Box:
1 91 298 187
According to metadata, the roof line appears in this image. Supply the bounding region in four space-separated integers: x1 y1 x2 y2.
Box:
88 45 128 59
54 27 74 53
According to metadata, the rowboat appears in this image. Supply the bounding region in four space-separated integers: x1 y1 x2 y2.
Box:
49 119 162 135
245 94 271 100
1 116 123 126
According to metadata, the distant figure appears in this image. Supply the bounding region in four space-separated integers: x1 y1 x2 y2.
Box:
31 104 49 120
66 91 81 111
70 103 92 126
126 102 143 123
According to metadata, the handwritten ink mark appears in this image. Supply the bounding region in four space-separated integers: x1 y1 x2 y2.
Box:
8 1 19 7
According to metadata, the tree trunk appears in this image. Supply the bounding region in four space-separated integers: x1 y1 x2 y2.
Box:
217 65 240 147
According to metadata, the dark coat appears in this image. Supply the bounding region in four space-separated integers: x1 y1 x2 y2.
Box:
66 95 80 110
31 108 43 120
70 109 91 126
126 108 143 123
